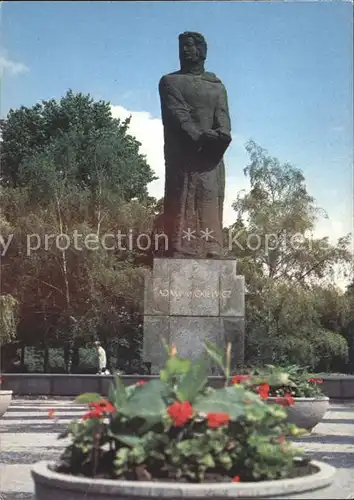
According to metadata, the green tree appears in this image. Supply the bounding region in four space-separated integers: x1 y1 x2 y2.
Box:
229 140 351 285
0 90 159 372
0 294 19 346
0 182 155 372
228 140 352 371
0 90 156 200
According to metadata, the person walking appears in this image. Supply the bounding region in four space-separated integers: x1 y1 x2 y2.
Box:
94 341 108 375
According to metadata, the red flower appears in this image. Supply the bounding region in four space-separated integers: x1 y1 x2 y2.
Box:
83 400 116 420
167 401 193 426
308 378 323 384
279 435 286 444
83 408 100 420
136 380 147 386
207 412 230 429
284 393 295 406
257 383 270 400
275 393 295 407
232 475 241 482
232 375 250 385
96 400 116 412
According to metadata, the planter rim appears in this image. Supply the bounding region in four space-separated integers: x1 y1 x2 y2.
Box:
0 390 13 395
267 396 329 402
32 460 336 498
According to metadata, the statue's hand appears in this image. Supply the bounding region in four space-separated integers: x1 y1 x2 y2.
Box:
200 129 219 142
217 131 232 144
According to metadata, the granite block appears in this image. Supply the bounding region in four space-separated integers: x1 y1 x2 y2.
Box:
220 275 245 317
169 316 223 364
219 259 237 275
143 258 245 372
143 316 170 372
144 276 170 315
191 260 220 316
169 260 195 315
169 260 221 316
144 316 244 374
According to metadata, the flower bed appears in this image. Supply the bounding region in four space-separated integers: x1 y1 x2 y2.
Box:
46 345 319 484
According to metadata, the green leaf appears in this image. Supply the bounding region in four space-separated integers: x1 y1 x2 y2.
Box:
120 379 171 432
218 452 232 468
160 369 169 382
194 386 247 421
176 357 209 403
74 392 102 404
176 439 194 457
201 453 216 468
150 450 166 461
267 373 291 387
109 375 128 409
108 432 143 448
161 337 170 355
114 447 130 467
165 356 191 376
203 341 225 373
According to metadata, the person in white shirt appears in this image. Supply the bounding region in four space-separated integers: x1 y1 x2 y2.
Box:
94 341 108 375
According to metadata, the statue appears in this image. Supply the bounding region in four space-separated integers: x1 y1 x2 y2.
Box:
158 32 232 258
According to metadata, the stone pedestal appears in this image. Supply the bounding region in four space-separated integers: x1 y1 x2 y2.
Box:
143 258 245 374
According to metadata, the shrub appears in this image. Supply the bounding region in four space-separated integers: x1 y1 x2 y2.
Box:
245 328 349 373
313 329 349 373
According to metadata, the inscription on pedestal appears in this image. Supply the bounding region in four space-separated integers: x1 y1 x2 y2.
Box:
158 289 232 299
143 258 245 373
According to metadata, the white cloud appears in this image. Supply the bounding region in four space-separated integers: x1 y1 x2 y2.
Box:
0 54 28 76
110 105 165 200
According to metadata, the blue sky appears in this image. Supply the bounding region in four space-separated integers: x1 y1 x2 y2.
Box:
1 1 353 249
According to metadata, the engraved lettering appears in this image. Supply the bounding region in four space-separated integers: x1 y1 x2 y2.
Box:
156 289 231 298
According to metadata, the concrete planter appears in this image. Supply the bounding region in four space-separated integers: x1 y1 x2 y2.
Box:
267 397 330 431
32 460 335 499
0 390 13 417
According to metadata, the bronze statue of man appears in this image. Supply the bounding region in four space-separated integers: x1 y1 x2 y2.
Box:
158 32 232 258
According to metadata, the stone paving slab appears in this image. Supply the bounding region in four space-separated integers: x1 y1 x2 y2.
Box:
0 399 353 499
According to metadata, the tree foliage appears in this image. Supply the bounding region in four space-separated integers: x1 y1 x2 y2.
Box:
0 90 157 200
227 140 353 371
0 295 19 346
229 140 351 285
0 91 158 372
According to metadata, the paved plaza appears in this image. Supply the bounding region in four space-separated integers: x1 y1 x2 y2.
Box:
0 398 353 499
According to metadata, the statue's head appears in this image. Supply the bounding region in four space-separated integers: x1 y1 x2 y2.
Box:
179 32 207 66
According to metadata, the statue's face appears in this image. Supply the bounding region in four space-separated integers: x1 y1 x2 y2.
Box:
181 36 199 63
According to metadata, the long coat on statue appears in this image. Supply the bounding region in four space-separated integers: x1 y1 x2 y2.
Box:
158 69 232 257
